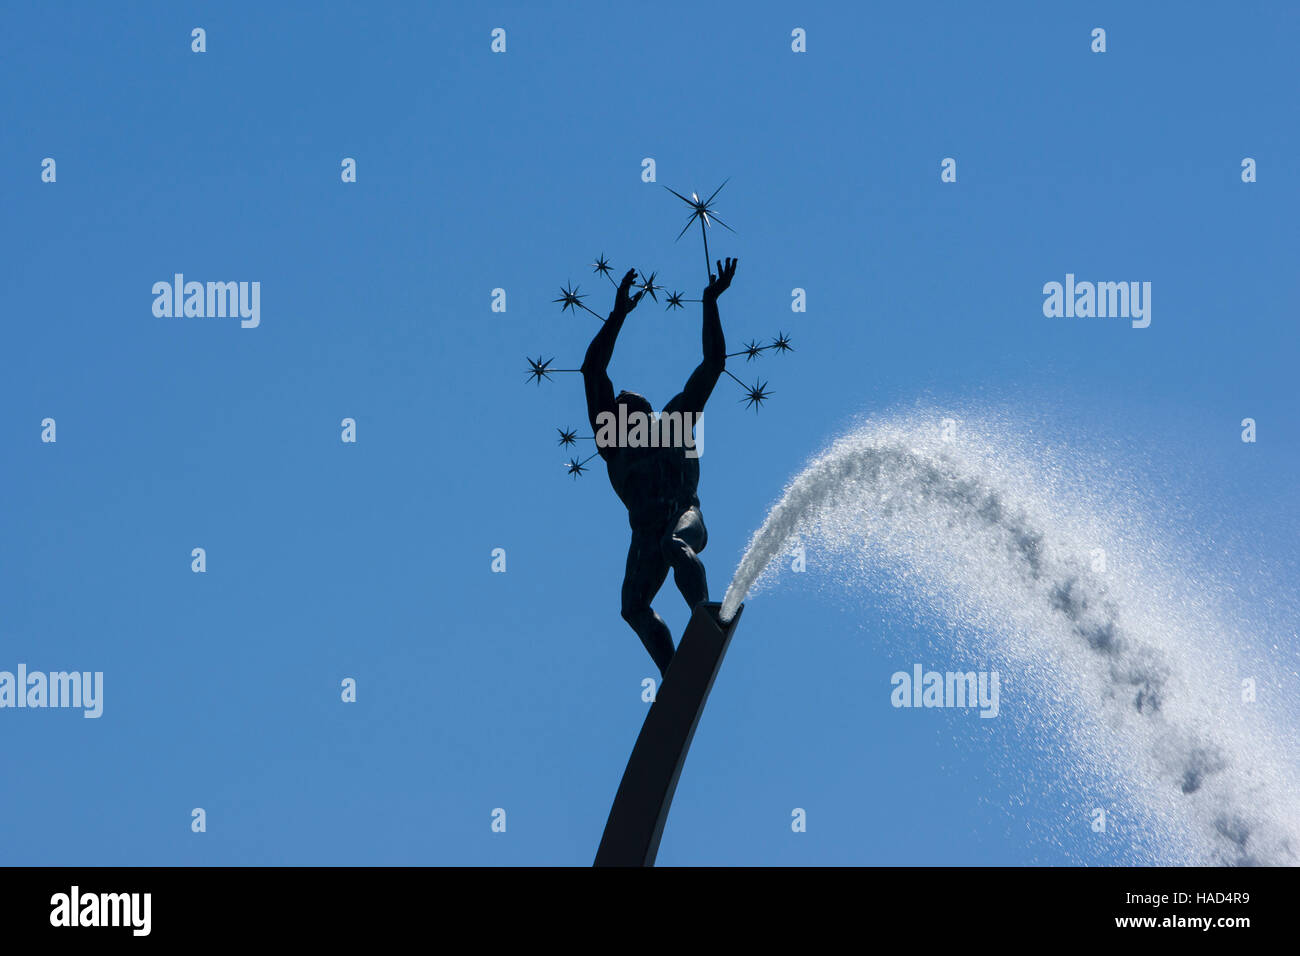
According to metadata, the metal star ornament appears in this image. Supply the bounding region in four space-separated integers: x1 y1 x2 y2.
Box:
592 254 615 284
553 282 585 313
637 270 661 303
664 179 735 278
557 427 578 447
771 331 794 353
554 282 606 320
665 291 685 311
526 356 555 385
740 379 772 411
565 452 598 479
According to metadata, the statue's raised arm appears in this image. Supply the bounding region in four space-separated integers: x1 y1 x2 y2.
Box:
665 258 737 417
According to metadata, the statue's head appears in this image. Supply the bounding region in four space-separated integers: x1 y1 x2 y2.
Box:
615 390 654 418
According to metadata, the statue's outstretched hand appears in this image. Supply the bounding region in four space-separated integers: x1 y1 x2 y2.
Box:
704 257 738 301
614 268 645 316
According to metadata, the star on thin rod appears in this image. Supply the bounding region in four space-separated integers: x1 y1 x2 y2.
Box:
553 281 606 321
729 338 765 361
770 331 794 353
565 452 600 479
556 427 594 447
664 291 702 311
664 179 735 278
722 368 772 411
637 270 661 302
526 356 554 384
592 254 617 286
740 379 772 411
525 356 580 384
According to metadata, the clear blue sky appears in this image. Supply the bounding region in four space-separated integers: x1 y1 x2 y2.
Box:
2 1 1296 865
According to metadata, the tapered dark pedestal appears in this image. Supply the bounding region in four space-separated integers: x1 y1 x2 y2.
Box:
594 601 744 867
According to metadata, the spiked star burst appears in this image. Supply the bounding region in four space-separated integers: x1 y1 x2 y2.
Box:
557 427 578 447
592 253 615 284
665 290 685 310
553 282 586 314
526 356 555 385
771 331 794 353
664 179 735 278
740 379 772 412
637 270 661 302
564 452 599 479
553 281 606 320
740 339 763 361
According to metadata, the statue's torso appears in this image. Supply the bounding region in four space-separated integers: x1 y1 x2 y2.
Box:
607 444 700 530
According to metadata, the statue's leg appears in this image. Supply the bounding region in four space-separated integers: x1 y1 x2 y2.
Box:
621 528 675 676
662 506 709 610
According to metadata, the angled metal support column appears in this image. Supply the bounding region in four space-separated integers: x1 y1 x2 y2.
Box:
594 601 744 867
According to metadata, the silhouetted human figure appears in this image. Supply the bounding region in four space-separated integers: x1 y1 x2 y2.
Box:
582 259 738 676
